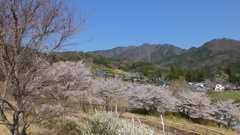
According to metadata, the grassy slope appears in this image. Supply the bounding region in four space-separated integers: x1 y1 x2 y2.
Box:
122 112 239 135
207 91 240 103
0 109 238 135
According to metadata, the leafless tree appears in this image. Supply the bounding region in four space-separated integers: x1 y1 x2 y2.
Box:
0 0 89 134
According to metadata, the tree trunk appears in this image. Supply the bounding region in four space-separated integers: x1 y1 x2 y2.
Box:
20 113 27 135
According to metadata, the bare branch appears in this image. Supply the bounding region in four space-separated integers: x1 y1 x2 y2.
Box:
0 0 90 134
0 98 17 111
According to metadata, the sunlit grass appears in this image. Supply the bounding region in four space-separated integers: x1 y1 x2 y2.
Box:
1 109 238 135
207 91 240 103
0 112 11 135
121 112 239 135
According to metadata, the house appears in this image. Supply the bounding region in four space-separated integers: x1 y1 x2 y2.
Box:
124 75 132 81
196 83 205 91
188 82 207 91
158 80 167 86
215 84 224 91
97 70 109 77
123 73 141 81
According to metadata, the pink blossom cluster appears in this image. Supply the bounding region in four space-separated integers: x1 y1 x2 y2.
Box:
128 84 177 113
28 61 92 104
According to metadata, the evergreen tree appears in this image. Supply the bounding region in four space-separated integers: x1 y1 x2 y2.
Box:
165 65 177 80
196 69 206 82
185 70 193 82
224 65 240 85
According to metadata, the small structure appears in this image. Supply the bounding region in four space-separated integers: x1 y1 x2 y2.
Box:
188 82 207 91
236 85 240 91
158 80 167 86
97 70 109 77
124 75 132 81
215 84 224 92
196 83 206 91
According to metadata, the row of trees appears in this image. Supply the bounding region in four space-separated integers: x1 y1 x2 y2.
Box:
39 61 239 129
2 54 239 134
165 65 206 82
89 72 239 128
42 61 239 129
127 83 239 128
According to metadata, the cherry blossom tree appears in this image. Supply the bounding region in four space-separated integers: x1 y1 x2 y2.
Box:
128 84 177 114
91 78 129 110
32 61 92 105
213 100 240 128
0 0 89 134
176 92 215 120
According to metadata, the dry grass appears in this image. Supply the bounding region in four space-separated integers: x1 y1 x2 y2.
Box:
1 109 238 135
0 110 55 135
110 69 130 75
122 112 239 135
0 111 12 135
0 124 10 135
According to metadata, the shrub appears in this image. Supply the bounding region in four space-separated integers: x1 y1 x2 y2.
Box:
43 116 91 135
93 58 110 68
89 111 155 135
194 118 218 127
43 111 155 135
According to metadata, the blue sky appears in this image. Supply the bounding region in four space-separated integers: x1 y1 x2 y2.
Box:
64 0 240 52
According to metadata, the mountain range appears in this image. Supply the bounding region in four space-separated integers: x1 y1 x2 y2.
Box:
93 38 240 73
94 43 186 62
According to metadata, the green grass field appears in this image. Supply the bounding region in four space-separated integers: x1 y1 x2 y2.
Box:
207 91 240 103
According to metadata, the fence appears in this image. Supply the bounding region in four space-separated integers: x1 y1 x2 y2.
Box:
71 103 225 135
119 115 184 135
75 102 147 114
142 120 184 135
164 120 224 135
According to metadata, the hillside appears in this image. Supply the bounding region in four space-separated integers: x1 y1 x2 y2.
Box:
46 38 240 78
92 38 240 73
158 39 240 73
201 38 240 51
94 43 186 62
